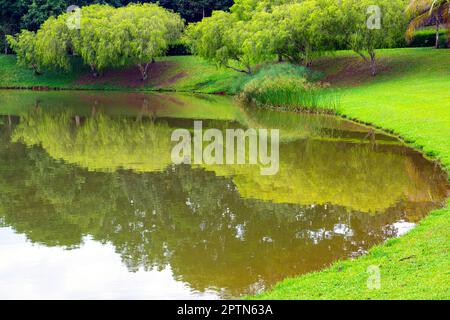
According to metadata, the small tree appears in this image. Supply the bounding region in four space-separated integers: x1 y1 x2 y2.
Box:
186 10 276 74
270 0 342 66
341 0 408 76
7 30 41 74
70 3 183 79
118 4 184 80
186 11 250 73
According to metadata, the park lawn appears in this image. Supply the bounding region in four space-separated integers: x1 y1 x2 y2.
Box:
0 55 88 88
152 56 242 93
0 47 449 299
0 54 240 92
321 48 450 171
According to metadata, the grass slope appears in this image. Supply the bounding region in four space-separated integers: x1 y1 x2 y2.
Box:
0 54 240 92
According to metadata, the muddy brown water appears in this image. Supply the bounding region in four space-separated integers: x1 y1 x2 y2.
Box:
0 90 448 299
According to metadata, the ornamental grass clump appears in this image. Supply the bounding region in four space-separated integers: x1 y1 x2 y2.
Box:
239 64 340 113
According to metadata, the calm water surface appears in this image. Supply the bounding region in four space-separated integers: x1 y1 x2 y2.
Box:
0 90 448 299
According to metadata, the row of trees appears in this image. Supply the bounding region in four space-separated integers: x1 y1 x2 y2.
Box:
6 0 448 78
7 3 184 80
186 0 409 76
0 0 233 53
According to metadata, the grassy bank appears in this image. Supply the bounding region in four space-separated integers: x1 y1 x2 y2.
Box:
0 47 449 299
0 54 240 92
251 203 450 299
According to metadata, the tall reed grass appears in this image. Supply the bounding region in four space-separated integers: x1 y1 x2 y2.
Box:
238 63 341 113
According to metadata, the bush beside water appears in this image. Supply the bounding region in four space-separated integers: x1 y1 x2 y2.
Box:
237 63 341 113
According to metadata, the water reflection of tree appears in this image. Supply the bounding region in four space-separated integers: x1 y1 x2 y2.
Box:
203 138 448 213
11 110 448 213
0 142 404 297
12 110 175 173
1 112 448 297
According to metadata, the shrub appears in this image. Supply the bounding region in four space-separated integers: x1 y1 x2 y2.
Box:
408 28 448 48
167 42 192 56
238 63 339 113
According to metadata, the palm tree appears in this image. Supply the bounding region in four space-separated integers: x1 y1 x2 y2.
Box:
406 0 450 48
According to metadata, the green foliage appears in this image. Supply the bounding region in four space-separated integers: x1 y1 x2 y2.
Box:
270 0 343 64
409 27 448 47
35 15 72 71
187 0 410 76
340 0 409 75
230 63 321 93
239 63 339 112
7 14 72 72
20 0 67 31
6 30 41 73
186 11 254 73
7 3 184 79
167 41 192 56
70 3 183 77
156 0 234 22
230 0 296 20
0 0 28 53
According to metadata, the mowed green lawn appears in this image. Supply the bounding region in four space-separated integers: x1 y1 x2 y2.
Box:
0 47 449 299
0 54 241 92
330 49 450 171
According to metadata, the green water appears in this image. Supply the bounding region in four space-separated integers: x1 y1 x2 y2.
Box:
0 90 448 299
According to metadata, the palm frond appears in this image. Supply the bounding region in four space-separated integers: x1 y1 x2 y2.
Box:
406 0 433 16
406 11 434 41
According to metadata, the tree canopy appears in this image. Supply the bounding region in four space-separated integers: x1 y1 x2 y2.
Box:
8 3 184 79
186 0 409 76
0 0 233 53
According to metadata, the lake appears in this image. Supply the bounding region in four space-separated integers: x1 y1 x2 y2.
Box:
0 90 448 299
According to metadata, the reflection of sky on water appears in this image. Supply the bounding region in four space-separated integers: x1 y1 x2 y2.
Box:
0 216 418 299
0 227 218 300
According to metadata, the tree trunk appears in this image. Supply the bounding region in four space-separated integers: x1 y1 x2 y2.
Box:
369 51 376 76
32 63 42 75
277 53 283 62
225 65 252 75
90 65 99 77
138 62 152 81
138 64 145 80
435 13 440 49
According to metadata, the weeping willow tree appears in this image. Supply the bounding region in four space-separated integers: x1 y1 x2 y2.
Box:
7 3 184 79
406 0 450 48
